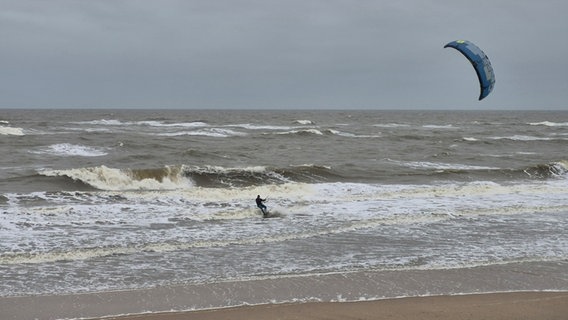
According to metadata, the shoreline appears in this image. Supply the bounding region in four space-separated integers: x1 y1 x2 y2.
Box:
106 291 568 320
2 261 567 320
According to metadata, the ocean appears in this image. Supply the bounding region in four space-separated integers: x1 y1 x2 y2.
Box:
1 109 567 318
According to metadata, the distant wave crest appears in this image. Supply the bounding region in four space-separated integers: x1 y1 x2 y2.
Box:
0 125 25 136
529 121 568 127
30 143 108 157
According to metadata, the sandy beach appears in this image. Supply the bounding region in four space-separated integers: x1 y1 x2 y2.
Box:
2 262 568 320
107 292 568 320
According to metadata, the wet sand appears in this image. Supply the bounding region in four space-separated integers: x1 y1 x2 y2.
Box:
2 262 567 319
107 292 568 320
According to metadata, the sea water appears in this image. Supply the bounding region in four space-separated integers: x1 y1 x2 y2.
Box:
1 109 567 315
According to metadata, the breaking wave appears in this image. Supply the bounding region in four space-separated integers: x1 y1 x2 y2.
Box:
33 160 568 192
35 164 342 191
0 125 25 136
522 160 568 179
39 166 192 191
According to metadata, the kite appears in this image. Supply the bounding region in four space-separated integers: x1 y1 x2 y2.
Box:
444 40 495 100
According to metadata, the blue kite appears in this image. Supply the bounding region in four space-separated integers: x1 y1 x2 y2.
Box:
444 40 495 101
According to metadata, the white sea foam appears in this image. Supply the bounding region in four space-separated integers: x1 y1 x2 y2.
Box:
75 119 209 128
373 123 409 128
0 126 25 136
547 161 568 177
294 119 315 125
529 121 568 127
30 143 108 157
138 121 209 128
230 123 299 130
78 119 124 126
491 135 558 141
159 128 246 137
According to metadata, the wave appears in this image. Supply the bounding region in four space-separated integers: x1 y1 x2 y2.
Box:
39 166 192 191
75 119 209 128
30 159 568 192
0 125 25 136
392 160 501 171
158 128 247 138
422 124 458 129
390 159 568 180
34 164 341 190
274 128 378 138
30 143 108 157
373 123 410 129
138 121 209 128
230 123 300 130
293 119 316 125
276 128 325 136
184 164 340 187
529 121 568 127
490 135 566 141
522 160 568 179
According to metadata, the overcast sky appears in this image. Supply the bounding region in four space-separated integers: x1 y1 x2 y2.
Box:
1 0 567 110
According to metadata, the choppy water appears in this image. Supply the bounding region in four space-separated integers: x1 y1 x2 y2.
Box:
1 109 567 298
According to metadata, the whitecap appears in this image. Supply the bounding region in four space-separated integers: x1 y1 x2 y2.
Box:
75 119 124 126
230 123 296 130
0 126 25 136
137 121 209 128
373 123 409 128
293 119 315 125
491 135 554 141
159 128 246 138
31 143 108 157
529 121 568 127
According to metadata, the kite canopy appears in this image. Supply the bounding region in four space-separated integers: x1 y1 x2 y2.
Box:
444 40 495 101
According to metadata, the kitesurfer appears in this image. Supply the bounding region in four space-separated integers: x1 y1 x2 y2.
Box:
256 195 268 217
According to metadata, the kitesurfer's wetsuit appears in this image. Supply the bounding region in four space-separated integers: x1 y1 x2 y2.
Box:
256 195 267 216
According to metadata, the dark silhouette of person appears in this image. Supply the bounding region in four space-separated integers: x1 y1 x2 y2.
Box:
256 195 267 217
